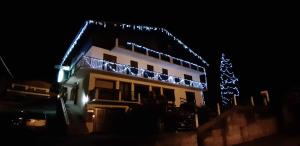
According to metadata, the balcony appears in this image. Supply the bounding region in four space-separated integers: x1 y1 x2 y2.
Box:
77 56 206 89
89 87 172 105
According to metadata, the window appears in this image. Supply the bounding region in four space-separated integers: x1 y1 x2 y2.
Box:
103 54 117 71
182 61 190 68
130 60 138 74
95 79 117 100
184 74 193 80
148 51 159 59
134 84 149 99
120 82 132 101
134 46 147 54
159 68 168 80
186 91 196 104
200 74 206 83
163 88 175 102
144 65 154 78
173 58 182 65
198 67 204 72
191 64 198 70
147 65 154 71
152 87 161 98
174 77 180 83
103 54 117 63
160 54 170 62
130 60 138 68
184 74 193 85
162 68 168 75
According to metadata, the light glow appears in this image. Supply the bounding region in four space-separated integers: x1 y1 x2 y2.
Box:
60 20 208 67
57 69 64 83
126 42 205 72
220 53 240 105
82 94 89 104
79 56 206 90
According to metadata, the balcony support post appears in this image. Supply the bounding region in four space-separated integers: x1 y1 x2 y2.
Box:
131 82 135 100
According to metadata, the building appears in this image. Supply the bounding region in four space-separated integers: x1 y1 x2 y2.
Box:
57 20 208 133
6 80 52 97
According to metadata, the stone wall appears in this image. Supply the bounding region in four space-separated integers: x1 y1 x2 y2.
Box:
202 112 277 146
154 131 198 146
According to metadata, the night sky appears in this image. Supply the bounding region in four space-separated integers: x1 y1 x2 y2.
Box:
1 4 299 103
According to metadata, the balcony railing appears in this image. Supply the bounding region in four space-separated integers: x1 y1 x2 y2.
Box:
89 88 173 105
77 56 206 89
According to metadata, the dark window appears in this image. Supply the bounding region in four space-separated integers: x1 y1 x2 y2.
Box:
130 60 138 68
163 88 175 102
98 88 119 100
103 54 117 63
160 54 170 62
148 51 159 59
174 77 180 83
147 65 154 71
186 91 196 104
198 67 204 72
103 54 117 71
144 65 154 78
134 84 149 100
120 82 132 101
134 46 146 54
162 68 168 75
152 87 161 98
173 58 182 65
182 61 190 68
130 60 138 74
184 74 193 80
95 79 117 100
125 44 132 51
191 64 198 70
200 74 206 83
184 74 193 85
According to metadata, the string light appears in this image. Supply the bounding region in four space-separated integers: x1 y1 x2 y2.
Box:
79 56 206 90
126 42 205 73
220 53 240 105
60 20 209 67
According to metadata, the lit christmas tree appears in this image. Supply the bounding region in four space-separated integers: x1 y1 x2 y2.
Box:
220 53 240 106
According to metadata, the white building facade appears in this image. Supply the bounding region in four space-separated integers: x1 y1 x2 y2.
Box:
57 20 208 133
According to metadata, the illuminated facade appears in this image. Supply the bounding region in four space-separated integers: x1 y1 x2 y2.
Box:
57 20 208 133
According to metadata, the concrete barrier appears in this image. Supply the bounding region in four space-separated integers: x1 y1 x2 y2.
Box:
200 109 277 146
204 136 224 146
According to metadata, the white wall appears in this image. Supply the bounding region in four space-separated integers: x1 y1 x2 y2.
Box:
85 46 205 83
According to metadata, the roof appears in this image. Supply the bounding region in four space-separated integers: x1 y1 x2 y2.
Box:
60 20 209 67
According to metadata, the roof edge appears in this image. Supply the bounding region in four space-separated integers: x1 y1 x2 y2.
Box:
59 20 209 67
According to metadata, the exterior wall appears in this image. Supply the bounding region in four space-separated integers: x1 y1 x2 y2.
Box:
75 73 90 110
202 112 278 146
66 87 72 101
85 46 204 83
88 72 204 107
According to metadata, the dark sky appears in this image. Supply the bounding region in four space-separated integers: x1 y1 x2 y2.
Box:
1 4 299 100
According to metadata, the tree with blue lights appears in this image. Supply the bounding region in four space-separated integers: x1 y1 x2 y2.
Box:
220 53 239 106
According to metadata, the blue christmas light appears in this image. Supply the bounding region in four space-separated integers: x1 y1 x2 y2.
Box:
78 56 206 90
220 53 240 105
126 42 205 72
60 20 209 67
